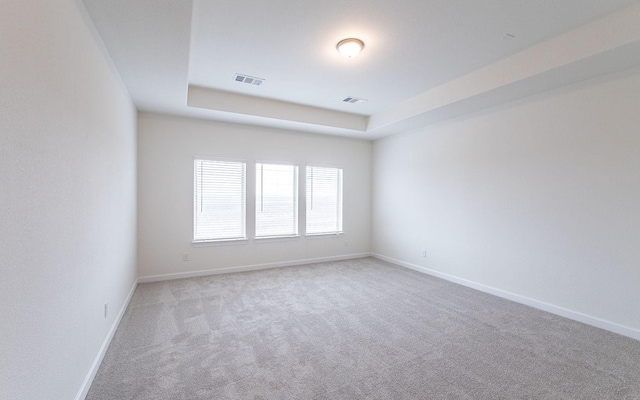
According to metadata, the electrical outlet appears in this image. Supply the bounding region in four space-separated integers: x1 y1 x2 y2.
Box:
182 253 189 261
104 303 108 318
421 250 427 258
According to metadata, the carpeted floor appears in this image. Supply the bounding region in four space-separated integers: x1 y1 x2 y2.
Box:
87 257 640 399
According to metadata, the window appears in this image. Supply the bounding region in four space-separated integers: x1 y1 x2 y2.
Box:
256 163 298 238
194 159 246 242
306 166 343 235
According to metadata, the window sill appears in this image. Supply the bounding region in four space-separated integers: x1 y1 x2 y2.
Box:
192 238 248 247
254 235 301 243
305 232 344 239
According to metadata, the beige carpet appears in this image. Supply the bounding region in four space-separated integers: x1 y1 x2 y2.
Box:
87 257 640 399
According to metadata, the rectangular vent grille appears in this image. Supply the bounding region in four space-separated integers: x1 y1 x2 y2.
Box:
343 96 367 104
234 74 264 86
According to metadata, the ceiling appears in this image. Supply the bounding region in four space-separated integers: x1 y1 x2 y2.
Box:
82 0 640 139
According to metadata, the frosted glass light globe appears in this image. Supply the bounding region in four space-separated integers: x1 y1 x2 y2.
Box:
337 38 364 59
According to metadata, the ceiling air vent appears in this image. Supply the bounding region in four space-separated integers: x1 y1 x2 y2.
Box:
234 73 264 86
343 96 367 104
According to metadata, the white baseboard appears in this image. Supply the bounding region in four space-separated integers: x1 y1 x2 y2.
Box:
138 253 372 283
75 279 138 400
372 253 640 342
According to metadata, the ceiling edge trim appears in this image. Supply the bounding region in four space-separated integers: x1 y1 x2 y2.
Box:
187 86 368 132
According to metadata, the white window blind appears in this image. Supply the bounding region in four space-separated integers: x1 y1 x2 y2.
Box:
306 166 343 235
256 163 298 238
194 159 246 241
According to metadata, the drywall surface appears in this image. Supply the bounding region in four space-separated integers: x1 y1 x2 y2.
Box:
372 68 640 334
137 113 372 277
0 1 137 399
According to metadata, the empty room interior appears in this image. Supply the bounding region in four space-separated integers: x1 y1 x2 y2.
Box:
3 0 640 399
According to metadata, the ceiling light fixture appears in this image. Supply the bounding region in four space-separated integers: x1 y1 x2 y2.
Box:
336 38 364 59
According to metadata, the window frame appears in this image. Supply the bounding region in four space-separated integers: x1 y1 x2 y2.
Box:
254 161 300 239
305 164 344 237
192 156 248 244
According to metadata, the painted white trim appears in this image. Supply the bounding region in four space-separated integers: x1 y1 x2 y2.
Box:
74 280 138 400
372 253 640 342
138 253 371 283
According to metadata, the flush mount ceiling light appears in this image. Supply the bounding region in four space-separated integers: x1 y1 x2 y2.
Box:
336 38 364 59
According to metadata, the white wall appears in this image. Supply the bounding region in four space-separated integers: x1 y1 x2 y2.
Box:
137 113 371 278
372 68 640 336
0 1 137 399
